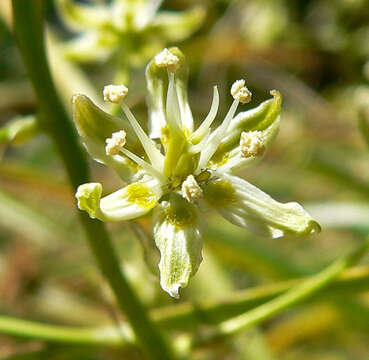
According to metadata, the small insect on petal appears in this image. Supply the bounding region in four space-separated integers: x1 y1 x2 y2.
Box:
181 175 202 203
231 79 252 104
155 48 179 72
103 84 128 104
105 130 127 155
240 131 265 158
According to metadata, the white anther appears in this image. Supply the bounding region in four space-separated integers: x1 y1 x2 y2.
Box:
231 79 252 104
155 48 179 72
103 84 128 104
181 175 202 203
105 130 127 155
240 131 265 158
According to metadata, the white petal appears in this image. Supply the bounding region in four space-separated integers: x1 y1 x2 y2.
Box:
203 173 320 238
216 116 280 173
76 178 162 222
153 194 203 298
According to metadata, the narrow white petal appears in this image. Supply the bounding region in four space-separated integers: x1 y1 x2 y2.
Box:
203 173 320 238
77 178 162 222
216 117 280 173
134 0 163 29
99 178 162 221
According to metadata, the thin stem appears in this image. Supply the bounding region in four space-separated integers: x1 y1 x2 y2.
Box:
193 239 369 346
0 316 123 347
11 2 174 359
358 110 369 150
0 266 368 346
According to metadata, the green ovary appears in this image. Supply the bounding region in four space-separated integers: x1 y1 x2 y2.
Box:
203 180 236 208
164 195 197 228
126 183 158 209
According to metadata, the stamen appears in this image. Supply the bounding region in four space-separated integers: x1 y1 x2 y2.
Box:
240 131 265 158
197 97 239 171
119 100 164 171
105 130 127 155
189 129 211 154
103 84 128 104
155 48 179 72
166 72 182 132
119 147 167 184
231 79 252 104
181 175 202 202
190 86 219 143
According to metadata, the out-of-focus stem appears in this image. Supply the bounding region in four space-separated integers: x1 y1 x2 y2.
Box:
11 2 174 359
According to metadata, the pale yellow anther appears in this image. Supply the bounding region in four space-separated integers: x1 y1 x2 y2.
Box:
105 130 127 155
155 48 179 72
103 84 128 104
181 175 202 203
231 79 252 104
240 131 265 158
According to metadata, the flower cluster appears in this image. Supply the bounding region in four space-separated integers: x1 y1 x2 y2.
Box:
56 0 204 81
74 48 320 298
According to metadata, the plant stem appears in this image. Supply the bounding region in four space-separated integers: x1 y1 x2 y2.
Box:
11 1 174 359
0 265 368 347
0 316 123 347
193 239 369 346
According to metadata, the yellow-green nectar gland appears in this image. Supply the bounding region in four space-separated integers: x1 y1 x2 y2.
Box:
126 183 158 209
240 131 265 158
203 180 236 208
163 200 198 229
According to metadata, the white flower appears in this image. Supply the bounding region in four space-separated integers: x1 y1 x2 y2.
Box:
56 0 205 68
73 47 320 298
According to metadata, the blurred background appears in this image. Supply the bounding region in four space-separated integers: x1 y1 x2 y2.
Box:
0 0 369 359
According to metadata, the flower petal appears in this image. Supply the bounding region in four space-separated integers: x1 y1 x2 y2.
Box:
56 0 110 32
216 116 280 173
153 193 202 298
76 178 162 222
209 91 282 171
145 47 193 139
151 7 205 42
61 32 115 63
72 94 144 181
203 173 321 238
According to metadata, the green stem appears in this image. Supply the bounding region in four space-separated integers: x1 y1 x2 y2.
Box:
0 317 123 347
0 265 368 347
11 1 173 359
358 111 369 150
194 239 369 346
